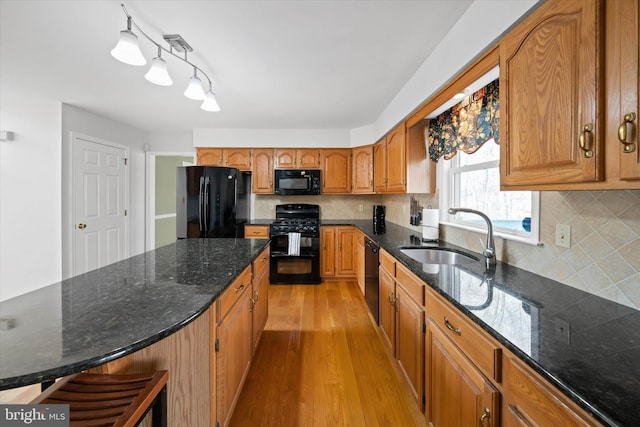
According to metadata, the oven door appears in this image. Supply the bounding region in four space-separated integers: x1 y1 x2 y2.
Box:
270 234 321 284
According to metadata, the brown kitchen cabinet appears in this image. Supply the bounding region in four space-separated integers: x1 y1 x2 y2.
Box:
215 266 253 427
378 251 396 353
251 148 274 194
352 145 374 194
355 230 365 295
197 148 252 171
503 355 599 427
320 148 352 193
426 320 499 427
500 0 640 190
320 226 356 278
374 121 433 194
274 148 320 169
251 246 269 355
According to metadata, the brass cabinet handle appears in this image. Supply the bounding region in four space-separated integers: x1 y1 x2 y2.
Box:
618 112 637 153
388 291 395 305
480 408 491 423
578 123 594 158
235 282 245 292
253 289 259 302
77 223 87 229
444 317 461 336
261 257 267 262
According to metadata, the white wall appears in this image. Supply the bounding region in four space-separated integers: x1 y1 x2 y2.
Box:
61 104 148 279
194 128 351 148
147 132 194 153
0 102 62 301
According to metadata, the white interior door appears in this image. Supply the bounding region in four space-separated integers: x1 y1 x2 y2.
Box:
73 135 128 275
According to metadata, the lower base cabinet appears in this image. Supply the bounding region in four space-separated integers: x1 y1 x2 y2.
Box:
426 321 499 427
251 247 270 354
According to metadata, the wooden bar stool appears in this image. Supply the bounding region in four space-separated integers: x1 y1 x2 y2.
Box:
31 370 168 427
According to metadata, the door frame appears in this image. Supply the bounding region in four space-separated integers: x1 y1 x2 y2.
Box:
145 151 195 251
69 132 130 276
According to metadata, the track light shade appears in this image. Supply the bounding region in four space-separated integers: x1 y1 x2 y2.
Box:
184 74 206 100
145 56 173 86
201 91 220 112
111 30 146 66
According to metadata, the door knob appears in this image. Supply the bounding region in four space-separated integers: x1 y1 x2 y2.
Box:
77 224 87 229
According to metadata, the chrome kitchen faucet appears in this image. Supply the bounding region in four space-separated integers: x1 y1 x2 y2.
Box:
448 207 496 269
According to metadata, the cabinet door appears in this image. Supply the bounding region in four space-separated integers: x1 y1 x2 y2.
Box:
426 321 499 427
395 284 425 409
297 149 320 169
274 149 297 169
216 284 252 427
386 123 407 192
336 227 356 277
251 248 270 354
321 149 352 193
197 148 223 166
500 0 603 187
373 138 387 193
320 227 336 277
224 148 252 171
610 0 640 180
355 232 365 295
379 266 396 354
252 149 274 194
352 145 374 193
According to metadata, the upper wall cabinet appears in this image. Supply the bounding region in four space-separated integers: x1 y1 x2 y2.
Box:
252 148 274 194
197 148 252 171
500 0 639 190
374 121 435 194
352 145 374 194
320 148 352 193
500 0 603 187
274 148 320 169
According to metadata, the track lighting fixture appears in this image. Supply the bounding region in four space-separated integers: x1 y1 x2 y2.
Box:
111 3 220 111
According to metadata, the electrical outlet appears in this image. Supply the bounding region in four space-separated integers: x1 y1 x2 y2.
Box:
359 204 364 212
555 224 571 248
554 317 571 344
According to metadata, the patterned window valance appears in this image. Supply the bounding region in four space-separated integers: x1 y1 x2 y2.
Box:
427 79 499 162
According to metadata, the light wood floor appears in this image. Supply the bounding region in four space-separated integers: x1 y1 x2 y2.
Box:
229 281 427 427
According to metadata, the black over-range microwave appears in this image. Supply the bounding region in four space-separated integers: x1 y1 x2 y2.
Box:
274 169 321 195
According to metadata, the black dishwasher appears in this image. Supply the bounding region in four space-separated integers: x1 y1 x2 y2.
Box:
364 238 380 324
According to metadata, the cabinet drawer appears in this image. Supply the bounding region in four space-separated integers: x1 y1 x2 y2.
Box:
504 356 598 426
395 262 424 306
379 249 396 276
253 246 270 279
244 225 269 238
217 265 252 322
427 288 502 382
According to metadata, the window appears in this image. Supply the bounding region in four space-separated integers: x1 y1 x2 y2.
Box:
440 139 540 245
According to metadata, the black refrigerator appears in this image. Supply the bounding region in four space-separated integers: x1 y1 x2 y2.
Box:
176 166 250 238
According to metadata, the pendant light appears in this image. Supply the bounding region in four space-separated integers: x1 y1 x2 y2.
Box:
110 16 146 66
184 67 206 100
145 47 173 86
111 4 220 111
201 83 221 112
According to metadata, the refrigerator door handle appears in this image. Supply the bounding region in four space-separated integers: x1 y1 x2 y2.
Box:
198 176 205 233
204 176 211 234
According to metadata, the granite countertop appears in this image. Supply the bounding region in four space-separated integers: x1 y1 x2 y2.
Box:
326 220 639 427
0 238 268 390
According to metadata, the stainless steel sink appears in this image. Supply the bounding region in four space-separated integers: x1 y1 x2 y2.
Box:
399 247 478 265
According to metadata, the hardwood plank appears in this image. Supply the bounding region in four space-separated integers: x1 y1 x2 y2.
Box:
230 281 427 427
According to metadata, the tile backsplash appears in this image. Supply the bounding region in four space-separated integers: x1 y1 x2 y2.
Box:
254 190 640 311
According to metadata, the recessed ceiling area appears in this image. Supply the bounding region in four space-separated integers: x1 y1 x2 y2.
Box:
0 0 474 134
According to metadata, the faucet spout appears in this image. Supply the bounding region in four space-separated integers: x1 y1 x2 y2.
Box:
448 207 496 269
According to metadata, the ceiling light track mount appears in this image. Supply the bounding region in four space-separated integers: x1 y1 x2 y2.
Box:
111 3 220 112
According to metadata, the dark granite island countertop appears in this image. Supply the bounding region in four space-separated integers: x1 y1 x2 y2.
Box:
324 220 640 427
0 238 268 391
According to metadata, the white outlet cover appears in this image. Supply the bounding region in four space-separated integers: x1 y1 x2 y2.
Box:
555 224 571 248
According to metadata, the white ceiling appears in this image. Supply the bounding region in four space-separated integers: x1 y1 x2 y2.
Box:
0 0 474 134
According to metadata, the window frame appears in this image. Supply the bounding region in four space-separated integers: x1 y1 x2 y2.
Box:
438 149 541 246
